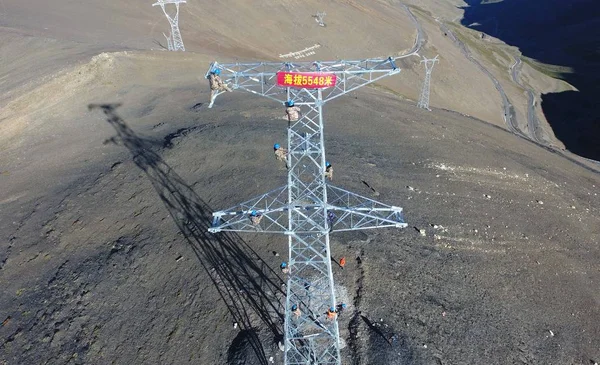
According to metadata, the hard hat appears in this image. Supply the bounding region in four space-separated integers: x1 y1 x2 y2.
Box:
213 69 221 75
329 306 335 312
250 210 257 216
287 100 294 107
326 161 331 167
274 143 280 149
341 303 347 309
291 304 298 311
281 262 287 268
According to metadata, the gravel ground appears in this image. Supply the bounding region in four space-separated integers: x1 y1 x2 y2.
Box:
1 83 599 364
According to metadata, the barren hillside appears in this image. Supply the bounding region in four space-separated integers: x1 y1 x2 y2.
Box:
1 0 529 128
1 1 599 364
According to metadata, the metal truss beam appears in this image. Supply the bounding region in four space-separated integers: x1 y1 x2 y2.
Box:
209 184 406 234
326 185 407 231
208 58 399 106
210 186 289 234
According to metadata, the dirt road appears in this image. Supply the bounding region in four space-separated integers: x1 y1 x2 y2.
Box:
438 21 522 137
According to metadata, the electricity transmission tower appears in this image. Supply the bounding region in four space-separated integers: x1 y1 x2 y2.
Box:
314 12 326 27
417 55 439 111
207 58 407 365
153 0 186 52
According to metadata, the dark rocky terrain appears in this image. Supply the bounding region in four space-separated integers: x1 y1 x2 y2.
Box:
2 85 599 364
1 1 599 364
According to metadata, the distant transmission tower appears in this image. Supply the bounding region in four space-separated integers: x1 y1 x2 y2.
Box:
153 0 186 52
207 58 407 365
315 12 326 27
417 55 439 111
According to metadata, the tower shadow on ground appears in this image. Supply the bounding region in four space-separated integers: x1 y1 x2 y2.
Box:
89 103 285 365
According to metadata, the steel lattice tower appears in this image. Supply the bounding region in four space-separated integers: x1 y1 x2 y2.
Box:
315 12 326 27
417 55 439 111
153 0 186 52
207 58 407 365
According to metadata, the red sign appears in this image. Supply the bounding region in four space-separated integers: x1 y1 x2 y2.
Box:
277 72 337 89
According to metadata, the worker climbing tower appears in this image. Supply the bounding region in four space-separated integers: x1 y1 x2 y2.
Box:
152 0 186 52
207 58 407 365
417 55 439 111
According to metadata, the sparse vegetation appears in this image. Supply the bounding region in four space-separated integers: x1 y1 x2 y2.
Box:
408 5 432 18
521 56 572 81
447 23 505 69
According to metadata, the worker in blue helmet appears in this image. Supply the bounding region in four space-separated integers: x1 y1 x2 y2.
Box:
327 211 337 232
280 261 289 274
285 100 302 124
291 304 302 319
274 143 288 169
249 210 262 226
208 68 232 108
324 161 333 181
326 306 337 321
336 303 347 317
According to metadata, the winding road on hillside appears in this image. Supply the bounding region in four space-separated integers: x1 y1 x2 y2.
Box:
394 4 425 59
396 4 522 138
390 4 600 170
509 48 599 167
438 21 600 170
436 20 524 137
510 57 544 144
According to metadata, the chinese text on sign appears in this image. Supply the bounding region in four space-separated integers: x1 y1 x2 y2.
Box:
276 72 337 89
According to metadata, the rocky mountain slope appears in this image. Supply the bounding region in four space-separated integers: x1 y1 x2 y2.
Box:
1 1 599 364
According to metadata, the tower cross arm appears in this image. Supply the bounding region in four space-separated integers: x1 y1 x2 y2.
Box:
205 57 401 104
208 186 290 234
153 0 186 5
210 57 399 78
326 185 408 232
421 54 439 63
